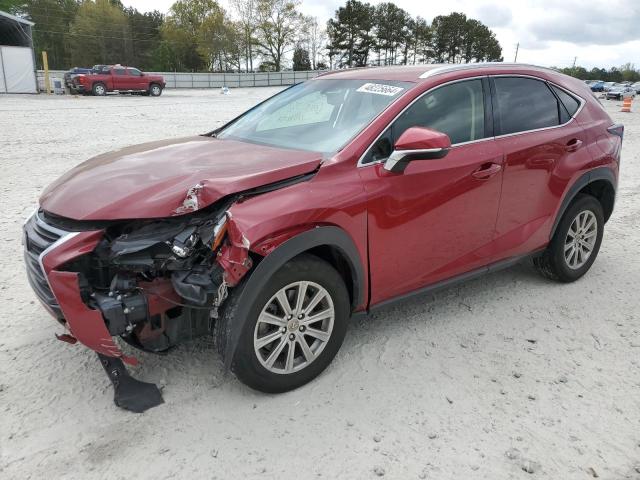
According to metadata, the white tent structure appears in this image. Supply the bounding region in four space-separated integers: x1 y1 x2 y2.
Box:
0 10 36 94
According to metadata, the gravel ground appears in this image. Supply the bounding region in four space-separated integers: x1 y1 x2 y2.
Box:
1 89 639 480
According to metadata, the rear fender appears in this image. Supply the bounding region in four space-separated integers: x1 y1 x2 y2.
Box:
549 166 617 239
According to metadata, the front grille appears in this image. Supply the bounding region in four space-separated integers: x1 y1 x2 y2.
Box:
23 211 71 318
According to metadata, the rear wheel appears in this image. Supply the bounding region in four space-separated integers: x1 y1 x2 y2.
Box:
92 82 106 96
533 194 604 282
223 254 350 393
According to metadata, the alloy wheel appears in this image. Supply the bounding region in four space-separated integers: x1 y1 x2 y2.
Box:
253 281 335 374
564 210 598 269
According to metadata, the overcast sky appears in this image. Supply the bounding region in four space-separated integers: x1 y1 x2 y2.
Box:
122 0 640 69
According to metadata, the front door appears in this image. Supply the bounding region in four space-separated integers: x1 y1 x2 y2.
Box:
359 78 504 306
127 67 145 90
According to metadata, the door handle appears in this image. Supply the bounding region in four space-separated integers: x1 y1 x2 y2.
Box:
565 138 583 152
472 163 502 180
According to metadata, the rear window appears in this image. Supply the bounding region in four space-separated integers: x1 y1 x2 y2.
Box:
113 68 126 76
494 77 560 135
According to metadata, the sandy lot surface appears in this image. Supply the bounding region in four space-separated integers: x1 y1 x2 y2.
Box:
1 89 639 480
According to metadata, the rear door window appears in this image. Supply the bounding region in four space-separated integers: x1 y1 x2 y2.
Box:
113 68 126 76
493 77 561 135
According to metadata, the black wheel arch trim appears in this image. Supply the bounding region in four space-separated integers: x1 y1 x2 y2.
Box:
222 225 365 368
550 166 616 239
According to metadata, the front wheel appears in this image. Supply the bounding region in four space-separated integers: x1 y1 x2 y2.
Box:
149 83 162 97
533 194 604 282
224 254 350 393
92 82 106 96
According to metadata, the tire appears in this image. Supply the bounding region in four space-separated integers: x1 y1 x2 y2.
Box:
220 254 350 393
533 194 604 282
149 83 162 97
92 82 107 96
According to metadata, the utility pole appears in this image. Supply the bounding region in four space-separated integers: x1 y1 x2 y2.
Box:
514 43 519 63
572 56 577 68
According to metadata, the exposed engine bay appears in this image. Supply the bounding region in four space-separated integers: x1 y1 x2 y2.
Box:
51 196 250 355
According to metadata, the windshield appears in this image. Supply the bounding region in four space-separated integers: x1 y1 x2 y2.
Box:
217 79 412 154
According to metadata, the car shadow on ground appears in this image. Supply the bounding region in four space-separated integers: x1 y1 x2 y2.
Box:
122 259 550 398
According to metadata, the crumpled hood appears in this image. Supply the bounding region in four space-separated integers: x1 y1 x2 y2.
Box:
40 136 322 220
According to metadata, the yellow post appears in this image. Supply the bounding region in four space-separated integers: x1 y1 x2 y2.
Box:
42 51 51 94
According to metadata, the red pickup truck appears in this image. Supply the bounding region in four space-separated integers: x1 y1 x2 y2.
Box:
71 65 165 96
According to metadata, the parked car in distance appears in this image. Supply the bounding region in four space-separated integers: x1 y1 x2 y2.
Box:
605 83 637 100
602 81 617 91
63 67 93 89
632 81 640 94
590 81 605 92
70 65 165 96
25 63 622 411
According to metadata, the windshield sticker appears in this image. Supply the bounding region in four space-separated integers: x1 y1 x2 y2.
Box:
356 83 404 96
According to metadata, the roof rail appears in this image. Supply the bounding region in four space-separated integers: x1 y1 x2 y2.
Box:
419 62 559 79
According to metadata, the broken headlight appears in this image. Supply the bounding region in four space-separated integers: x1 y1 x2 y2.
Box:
169 214 227 258
170 227 199 258
100 211 228 267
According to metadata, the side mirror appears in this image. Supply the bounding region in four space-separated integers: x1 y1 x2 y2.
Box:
384 127 451 173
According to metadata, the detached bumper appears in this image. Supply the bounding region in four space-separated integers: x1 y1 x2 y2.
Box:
23 212 136 364
49 270 138 365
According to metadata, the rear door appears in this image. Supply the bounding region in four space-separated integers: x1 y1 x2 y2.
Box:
111 67 130 90
490 76 592 261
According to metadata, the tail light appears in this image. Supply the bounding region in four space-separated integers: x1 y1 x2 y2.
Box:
607 123 624 139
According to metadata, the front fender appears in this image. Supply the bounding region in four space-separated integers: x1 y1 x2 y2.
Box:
222 225 365 369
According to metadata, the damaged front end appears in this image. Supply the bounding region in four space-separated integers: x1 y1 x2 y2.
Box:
24 199 253 412
76 205 241 351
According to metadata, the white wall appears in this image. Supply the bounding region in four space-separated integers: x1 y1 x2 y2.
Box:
0 46 36 93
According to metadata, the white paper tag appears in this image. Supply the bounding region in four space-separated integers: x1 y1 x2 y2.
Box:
356 83 404 96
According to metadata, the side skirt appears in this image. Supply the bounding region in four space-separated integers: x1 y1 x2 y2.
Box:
364 250 543 315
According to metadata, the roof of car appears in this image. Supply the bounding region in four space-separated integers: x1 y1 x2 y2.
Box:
317 62 560 82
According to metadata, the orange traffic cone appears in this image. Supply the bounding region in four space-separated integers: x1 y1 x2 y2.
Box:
621 96 633 113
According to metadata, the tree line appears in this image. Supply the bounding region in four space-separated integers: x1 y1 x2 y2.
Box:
327 3 502 67
556 63 640 83
4 0 503 72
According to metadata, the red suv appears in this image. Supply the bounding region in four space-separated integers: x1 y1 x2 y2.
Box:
24 63 622 411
